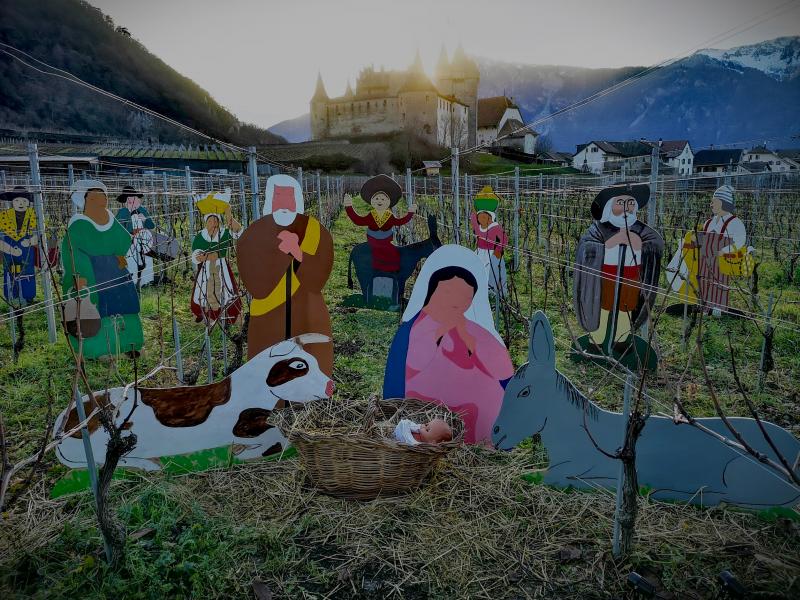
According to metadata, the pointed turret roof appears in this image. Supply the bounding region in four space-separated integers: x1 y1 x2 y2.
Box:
410 48 424 72
451 43 479 77
344 80 354 98
436 46 450 73
312 72 329 102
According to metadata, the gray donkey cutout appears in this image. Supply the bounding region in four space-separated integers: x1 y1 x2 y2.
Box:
492 311 800 509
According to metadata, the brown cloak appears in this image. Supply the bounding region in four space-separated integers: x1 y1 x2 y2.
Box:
237 213 334 375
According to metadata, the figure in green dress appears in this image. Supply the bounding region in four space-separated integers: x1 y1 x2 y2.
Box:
190 189 243 326
62 179 144 359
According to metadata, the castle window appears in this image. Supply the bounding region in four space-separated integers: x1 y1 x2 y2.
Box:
383 99 386 108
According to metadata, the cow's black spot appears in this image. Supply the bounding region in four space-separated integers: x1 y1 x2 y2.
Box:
262 442 283 457
267 358 309 387
232 408 273 438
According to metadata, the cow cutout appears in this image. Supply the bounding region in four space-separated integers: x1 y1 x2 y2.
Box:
54 334 334 471
492 311 800 509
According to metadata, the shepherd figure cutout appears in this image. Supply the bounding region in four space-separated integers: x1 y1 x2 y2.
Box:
237 174 334 375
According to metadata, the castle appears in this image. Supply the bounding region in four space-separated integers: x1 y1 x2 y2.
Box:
310 47 479 149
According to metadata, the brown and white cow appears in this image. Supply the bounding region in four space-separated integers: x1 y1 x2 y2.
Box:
55 333 333 471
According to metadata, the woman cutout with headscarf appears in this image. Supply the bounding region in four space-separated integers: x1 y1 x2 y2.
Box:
190 189 242 326
62 179 143 359
383 245 514 445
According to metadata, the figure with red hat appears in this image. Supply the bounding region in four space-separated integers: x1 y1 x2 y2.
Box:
573 182 664 370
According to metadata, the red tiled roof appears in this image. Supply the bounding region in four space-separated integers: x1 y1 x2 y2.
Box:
477 96 518 128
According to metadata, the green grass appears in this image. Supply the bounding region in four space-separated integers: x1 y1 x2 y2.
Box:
1 198 799 598
439 151 578 176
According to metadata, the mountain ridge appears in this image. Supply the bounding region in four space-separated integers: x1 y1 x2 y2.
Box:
270 37 800 151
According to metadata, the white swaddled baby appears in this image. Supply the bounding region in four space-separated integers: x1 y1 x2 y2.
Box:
393 418 453 445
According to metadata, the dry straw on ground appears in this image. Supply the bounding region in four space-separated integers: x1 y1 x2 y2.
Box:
2 438 798 598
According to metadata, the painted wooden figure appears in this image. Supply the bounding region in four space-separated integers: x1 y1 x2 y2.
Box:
666 185 752 316
62 179 144 359
573 182 664 371
54 334 335 471
493 311 800 509
470 185 507 295
383 245 514 445
0 186 38 305
191 189 243 326
237 174 334 375
344 174 415 272
115 186 156 287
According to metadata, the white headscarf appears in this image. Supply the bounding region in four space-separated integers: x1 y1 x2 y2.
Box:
600 197 638 229
70 179 107 211
263 174 304 226
401 244 503 342
476 210 498 231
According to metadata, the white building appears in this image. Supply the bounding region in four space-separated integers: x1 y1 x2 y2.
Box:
476 97 525 148
650 140 693 176
776 149 800 171
573 139 693 175
692 149 745 175
744 145 793 173
572 140 652 174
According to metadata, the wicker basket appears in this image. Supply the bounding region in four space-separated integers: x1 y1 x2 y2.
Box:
287 397 464 500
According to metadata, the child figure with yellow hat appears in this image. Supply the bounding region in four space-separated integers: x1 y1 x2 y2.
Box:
190 189 243 326
470 186 508 295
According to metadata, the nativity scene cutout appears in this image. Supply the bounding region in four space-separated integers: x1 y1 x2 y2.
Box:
61 179 144 360
346 174 440 310
54 334 334 472
572 182 664 372
237 174 334 375
383 244 514 445
0 186 38 307
190 189 243 327
115 186 156 288
470 185 507 296
665 185 753 318
493 311 800 509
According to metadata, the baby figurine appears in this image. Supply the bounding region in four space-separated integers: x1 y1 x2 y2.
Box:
393 418 453 446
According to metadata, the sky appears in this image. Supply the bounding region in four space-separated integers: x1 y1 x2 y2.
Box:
89 0 800 129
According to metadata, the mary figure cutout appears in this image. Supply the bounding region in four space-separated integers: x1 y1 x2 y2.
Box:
383 245 514 445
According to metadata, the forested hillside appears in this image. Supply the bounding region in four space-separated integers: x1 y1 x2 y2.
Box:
0 0 285 145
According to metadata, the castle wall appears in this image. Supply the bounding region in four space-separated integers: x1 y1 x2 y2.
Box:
319 98 403 139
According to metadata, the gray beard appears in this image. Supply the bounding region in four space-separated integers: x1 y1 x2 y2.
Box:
273 209 297 227
606 212 637 229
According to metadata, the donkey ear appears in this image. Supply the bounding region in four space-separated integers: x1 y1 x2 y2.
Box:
528 311 555 368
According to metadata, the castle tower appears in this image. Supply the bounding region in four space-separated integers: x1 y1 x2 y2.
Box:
310 72 330 140
436 44 479 148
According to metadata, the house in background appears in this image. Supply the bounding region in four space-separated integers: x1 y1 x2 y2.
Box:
494 119 538 155
692 148 745 175
647 140 693 176
476 97 525 147
572 139 692 175
572 140 652 174
539 150 573 167
422 160 442 176
776 149 800 171
744 145 793 172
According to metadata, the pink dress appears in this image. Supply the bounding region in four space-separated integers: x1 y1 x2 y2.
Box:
405 311 514 444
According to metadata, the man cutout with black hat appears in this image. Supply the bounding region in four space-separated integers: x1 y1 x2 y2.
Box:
344 174 416 272
0 186 38 304
573 182 664 356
